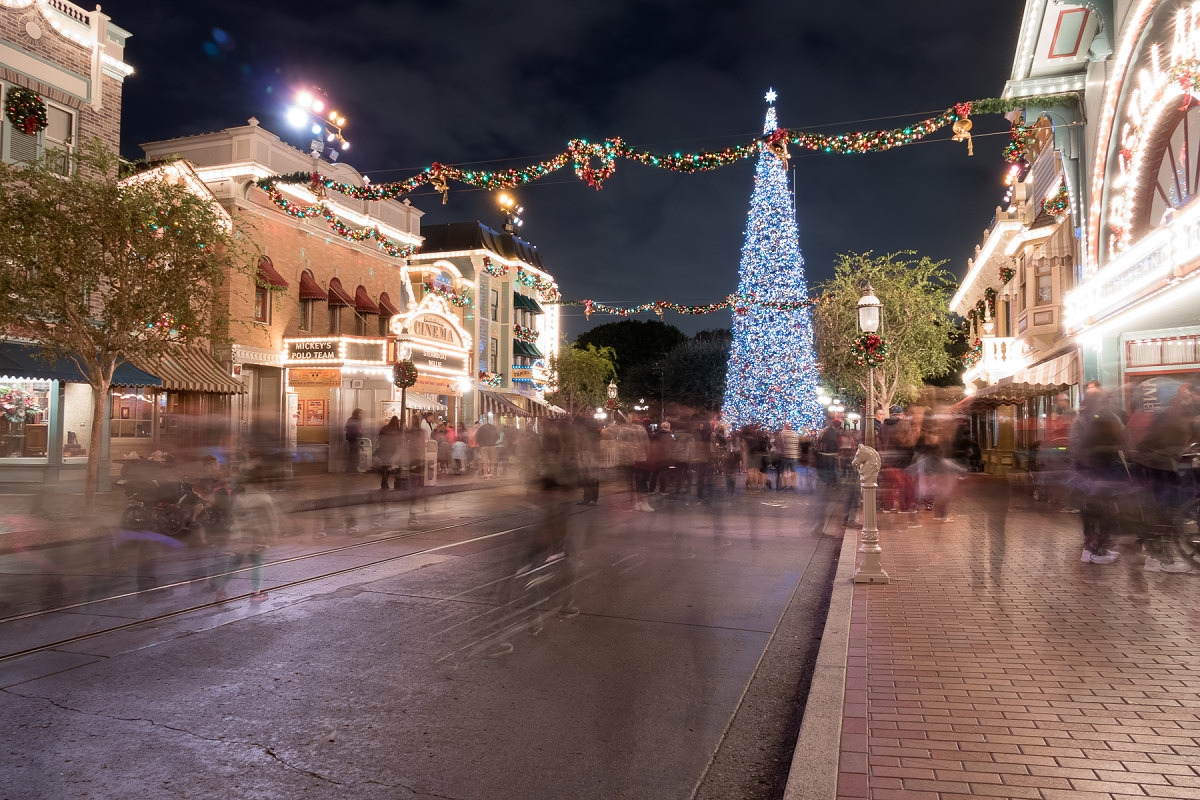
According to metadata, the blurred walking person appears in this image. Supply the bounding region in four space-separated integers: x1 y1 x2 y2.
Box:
1070 385 1126 564
376 416 403 490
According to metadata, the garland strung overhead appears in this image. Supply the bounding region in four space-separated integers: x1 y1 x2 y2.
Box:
257 93 1076 201
264 183 419 259
572 293 819 319
252 93 1077 277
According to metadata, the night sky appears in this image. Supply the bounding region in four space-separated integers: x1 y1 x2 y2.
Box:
99 1 1022 339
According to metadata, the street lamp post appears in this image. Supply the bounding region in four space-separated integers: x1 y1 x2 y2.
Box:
857 285 881 448
854 284 888 584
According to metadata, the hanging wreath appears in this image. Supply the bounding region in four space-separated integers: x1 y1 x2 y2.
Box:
393 360 418 389
851 333 889 368
5 87 48 135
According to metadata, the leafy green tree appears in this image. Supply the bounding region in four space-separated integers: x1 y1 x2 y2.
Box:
813 251 956 413
662 337 730 411
546 344 617 416
574 319 686 382
0 142 247 504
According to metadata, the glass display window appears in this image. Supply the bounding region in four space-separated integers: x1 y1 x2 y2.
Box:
111 389 155 438
0 380 51 458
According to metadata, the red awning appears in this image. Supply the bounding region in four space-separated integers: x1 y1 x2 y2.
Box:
328 277 354 307
255 256 289 289
378 292 399 316
298 270 325 301
354 285 379 314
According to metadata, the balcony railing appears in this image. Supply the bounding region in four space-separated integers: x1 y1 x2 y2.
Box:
979 336 1023 377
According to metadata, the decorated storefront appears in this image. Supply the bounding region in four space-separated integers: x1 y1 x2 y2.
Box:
282 335 393 471
0 341 161 485
1068 0 1200 403
389 294 472 429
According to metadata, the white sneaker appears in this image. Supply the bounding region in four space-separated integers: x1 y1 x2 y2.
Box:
1081 548 1093 563
1145 556 1193 573
1088 551 1119 565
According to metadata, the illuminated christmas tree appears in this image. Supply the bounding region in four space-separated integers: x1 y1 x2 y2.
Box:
722 91 825 432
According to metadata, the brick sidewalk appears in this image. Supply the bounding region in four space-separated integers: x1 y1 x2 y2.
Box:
837 479 1200 800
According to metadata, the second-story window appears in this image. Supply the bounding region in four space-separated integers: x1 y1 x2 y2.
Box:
43 104 74 175
253 286 270 323
490 337 499 373
354 312 368 336
329 306 341 335
490 289 499 319
1036 264 1053 305
299 299 314 332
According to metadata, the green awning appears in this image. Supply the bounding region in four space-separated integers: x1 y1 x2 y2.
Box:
0 341 162 387
512 340 544 359
512 292 543 314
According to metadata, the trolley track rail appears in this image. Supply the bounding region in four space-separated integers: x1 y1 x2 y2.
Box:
1 503 596 664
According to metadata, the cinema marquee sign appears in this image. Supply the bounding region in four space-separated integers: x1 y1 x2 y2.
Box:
389 294 473 381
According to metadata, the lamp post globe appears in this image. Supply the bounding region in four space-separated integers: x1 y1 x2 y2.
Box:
607 380 618 400
856 284 881 333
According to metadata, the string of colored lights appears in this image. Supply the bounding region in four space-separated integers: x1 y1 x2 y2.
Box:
567 294 819 318
254 94 1076 275
257 94 1076 201
264 185 419 258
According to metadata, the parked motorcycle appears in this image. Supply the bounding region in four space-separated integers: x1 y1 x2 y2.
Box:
119 478 204 537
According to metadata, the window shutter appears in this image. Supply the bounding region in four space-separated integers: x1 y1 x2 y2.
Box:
8 128 38 164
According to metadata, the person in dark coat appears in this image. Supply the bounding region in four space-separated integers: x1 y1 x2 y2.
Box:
1070 386 1127 564
376 416 403 490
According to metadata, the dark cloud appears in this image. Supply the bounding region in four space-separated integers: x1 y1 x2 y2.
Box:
102 0 1020 338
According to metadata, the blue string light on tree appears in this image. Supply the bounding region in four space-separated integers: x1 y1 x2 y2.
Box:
721 90 825 432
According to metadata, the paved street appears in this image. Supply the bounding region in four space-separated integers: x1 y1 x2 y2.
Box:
831 477 1200 800
0 477 841 799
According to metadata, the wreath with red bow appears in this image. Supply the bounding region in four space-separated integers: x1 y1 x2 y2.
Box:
393 360 418 389
851 333 888 368
5 87 48 135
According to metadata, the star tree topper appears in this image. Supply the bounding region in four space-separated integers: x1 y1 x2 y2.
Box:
765 88 778 104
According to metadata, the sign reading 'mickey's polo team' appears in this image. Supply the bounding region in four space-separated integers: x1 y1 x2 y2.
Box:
287 340 337 361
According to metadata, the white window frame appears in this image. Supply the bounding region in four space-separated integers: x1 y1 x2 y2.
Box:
1 84 76 174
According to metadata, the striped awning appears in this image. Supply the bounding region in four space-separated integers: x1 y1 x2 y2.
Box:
299 270 326 301
513 292 543 314
399 391 445 412
136 345 245 394
256 256 289 289
328 278 355 307
479 389 531 418
512 340 544 359
354 285 379 315
524 394 563 417
378 292 399 317
954 352 1078 412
